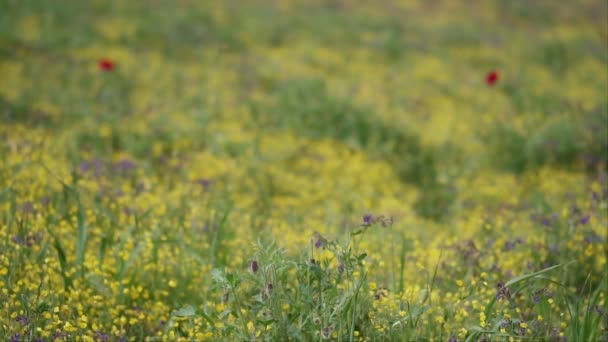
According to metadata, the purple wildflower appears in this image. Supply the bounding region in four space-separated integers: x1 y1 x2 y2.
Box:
16 315 28 325
448 337 457 342
114 158 136 172
40 196 50 206
94 331 110 342
584 232 602 244
80 158 104 175
79 161 91 173
10 334 20 342
195 178 212 191
496 283 512 301
579 215 590 225
313 232 326 249
363 214 374 226
20 201 34 214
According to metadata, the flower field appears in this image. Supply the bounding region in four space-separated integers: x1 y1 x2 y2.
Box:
1 0 607 341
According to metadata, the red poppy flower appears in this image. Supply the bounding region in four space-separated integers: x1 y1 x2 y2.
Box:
486 70 499 86
99 58 115 71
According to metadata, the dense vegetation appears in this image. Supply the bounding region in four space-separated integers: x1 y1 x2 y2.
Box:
1 0 606 340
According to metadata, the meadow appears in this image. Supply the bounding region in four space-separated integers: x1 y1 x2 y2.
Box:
0 0 607 341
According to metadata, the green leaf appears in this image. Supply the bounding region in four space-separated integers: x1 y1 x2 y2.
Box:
74 192 88 276
211 269 227 285
350 228 364 236
195 309 217 327
226 273 241 288
174 305 196 317
356 253 367 262
504 263 566 288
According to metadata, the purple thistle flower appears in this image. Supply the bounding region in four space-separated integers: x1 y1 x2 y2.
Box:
579 215 590 225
